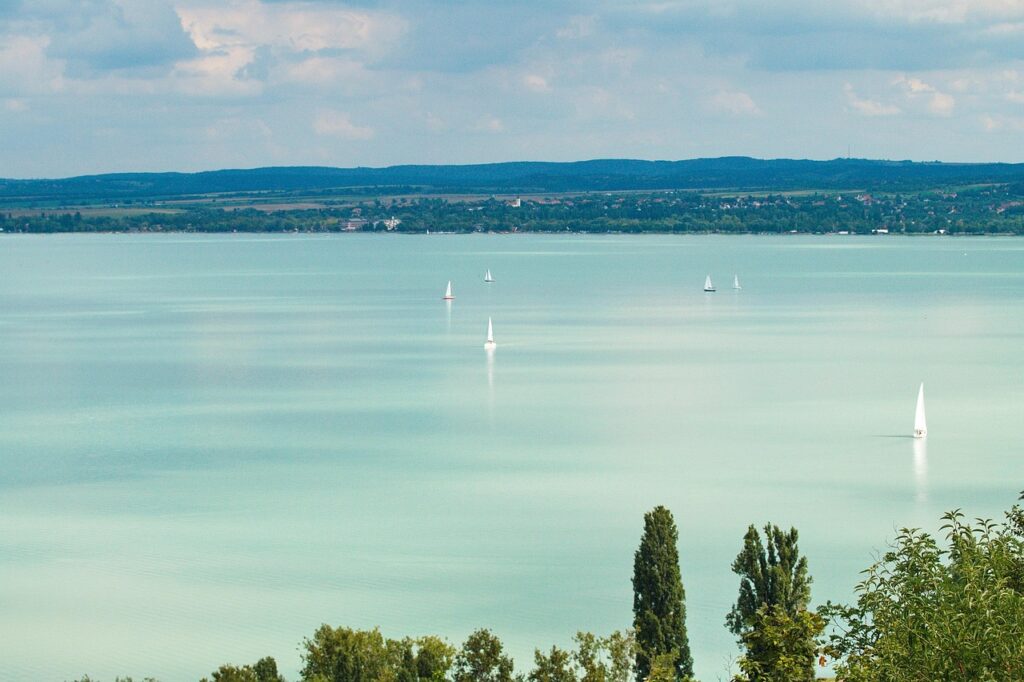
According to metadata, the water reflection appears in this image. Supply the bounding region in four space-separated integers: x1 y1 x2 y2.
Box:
913 438 928 503
444 299 452 333
485 347 495 424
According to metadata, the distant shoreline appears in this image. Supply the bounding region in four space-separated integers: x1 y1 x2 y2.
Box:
2 229 1021 237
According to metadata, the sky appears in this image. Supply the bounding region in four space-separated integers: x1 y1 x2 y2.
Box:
1 0 1024 177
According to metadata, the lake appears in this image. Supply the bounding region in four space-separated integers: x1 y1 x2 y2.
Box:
1 233 1022 681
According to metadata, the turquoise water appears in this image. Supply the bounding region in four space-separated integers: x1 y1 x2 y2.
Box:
1 234 1022 681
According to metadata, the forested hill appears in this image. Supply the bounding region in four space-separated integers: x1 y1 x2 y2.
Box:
4 157 1024 202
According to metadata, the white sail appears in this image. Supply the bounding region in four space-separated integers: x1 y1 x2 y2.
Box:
704 275 715 292
484 269 494 282
733 275 741 289
443 280 454 299
484 317 496 349
913 382 927 438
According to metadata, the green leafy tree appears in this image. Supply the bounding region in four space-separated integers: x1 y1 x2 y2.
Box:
529 646 576 682
300 625 391 682
726 524 814 681
632 506 693 681
573 631 636 682
823 497 1024 681
603 631 637 682
414 636 456 682
644 652 678 682
726 524 811 636
733 605 823 682
453 629 516 682
397 643 418 682
203 665 259 682
253 657 286 682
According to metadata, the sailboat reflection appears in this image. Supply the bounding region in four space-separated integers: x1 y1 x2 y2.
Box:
486 344 495 423
912 437 928 503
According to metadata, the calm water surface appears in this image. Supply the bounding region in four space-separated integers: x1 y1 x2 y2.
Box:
1 234 1022 681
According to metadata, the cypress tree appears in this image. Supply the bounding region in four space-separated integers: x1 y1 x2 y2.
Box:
726 524 814 681
726 524 811 637
632 506 693 681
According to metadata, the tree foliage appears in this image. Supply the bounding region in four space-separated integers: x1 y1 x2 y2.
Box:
823 495 1024 681
572 631 636 682
452 629 516 682
726 524 815 681
300 627 453 682
529 646 575 682
726 524 812 637
732 605 823 682
632 506 692 682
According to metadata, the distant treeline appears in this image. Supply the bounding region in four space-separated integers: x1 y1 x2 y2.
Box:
7 183 1024 235
71 493 1024 682
6 158 1024 203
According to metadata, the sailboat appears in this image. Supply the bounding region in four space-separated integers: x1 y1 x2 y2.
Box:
704 275 716 292
442 281 454 300
484 269 495 283
913 383 927 439
733 275 741 290
484 317 496 350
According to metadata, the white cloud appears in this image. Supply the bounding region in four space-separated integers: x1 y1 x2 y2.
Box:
171 46 264 97
893 75 955 115
176 1 405 56
982 21 1024 35
844 83 901 116
1006 90 1024 103
3 98 28 112
282 56 368 87
556 15 596 40
422 111 447 133
475 116 505 133
707 90 761 115
860 0 1024 25
313 109 374 140
0 35 64 94
523 74 551 92
980 112 1024 131
572 86 635 121
900 77 936 93
928 91 956 115
173 0 406 93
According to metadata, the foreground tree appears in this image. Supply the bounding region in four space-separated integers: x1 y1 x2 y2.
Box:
573 631 636 682
632 506 693 681
202 656 284 682
203 665 259 682
823 496 1024 681
412 636 456 682
529 646 576 682
726 524 816 681
300 626 391 682
300 627 454 682
726 524 812 635
453 629 516 682
733 606 823 682
253 658 286 682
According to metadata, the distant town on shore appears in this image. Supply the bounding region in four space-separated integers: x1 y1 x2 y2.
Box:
2 157 1023 235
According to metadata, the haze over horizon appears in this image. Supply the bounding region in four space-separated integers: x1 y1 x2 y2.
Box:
2 0 1024 178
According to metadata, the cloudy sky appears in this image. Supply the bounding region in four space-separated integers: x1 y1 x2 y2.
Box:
1 0 1024 177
